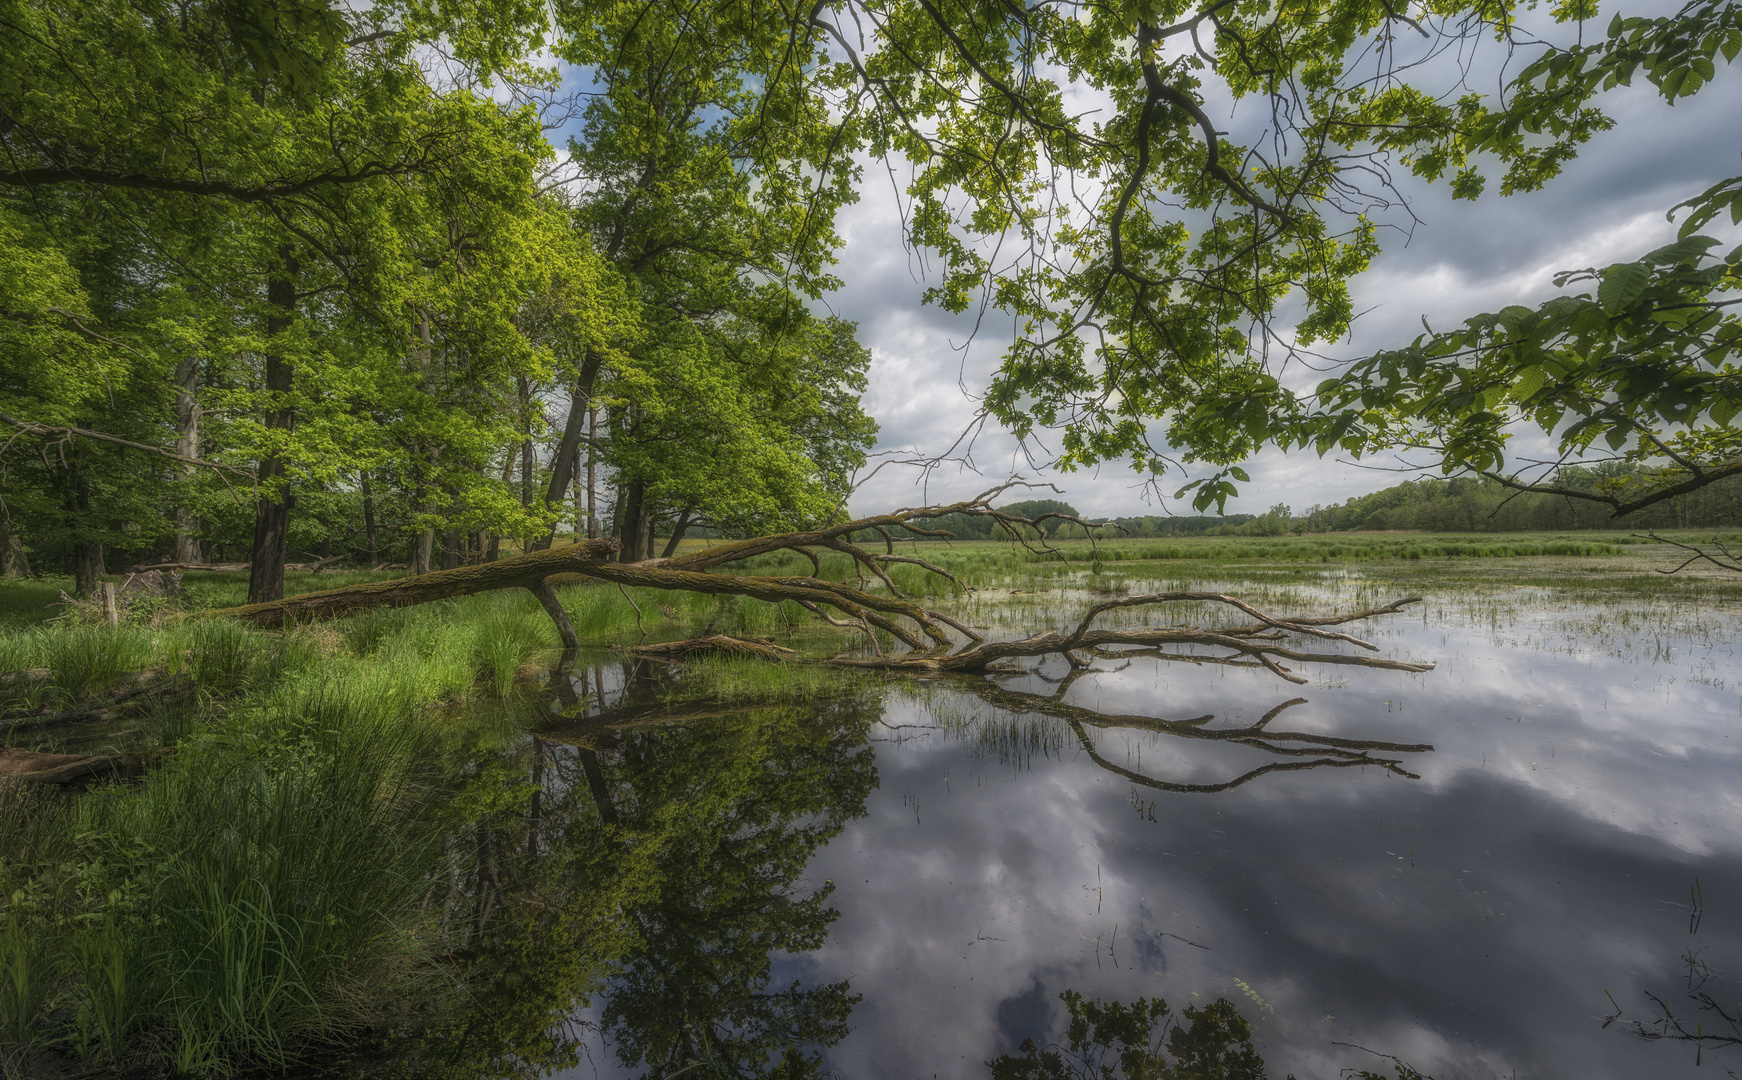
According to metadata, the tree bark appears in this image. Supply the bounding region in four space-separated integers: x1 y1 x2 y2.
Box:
537 353 604 548
442 527 462 570
618 478 646 563
660 506 693 559
172 354 201 564
202 538 620 626
0 515 29 578
73 540 105 598
361 473 379 565
247 246 298 605
610 484 626 560
585 404 596 539
413 527 435 575
68 447 104 596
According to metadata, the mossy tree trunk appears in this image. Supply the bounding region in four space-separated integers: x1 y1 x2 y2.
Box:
203 538 622 627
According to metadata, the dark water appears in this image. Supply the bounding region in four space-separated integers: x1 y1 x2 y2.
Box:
467 585 1742 1079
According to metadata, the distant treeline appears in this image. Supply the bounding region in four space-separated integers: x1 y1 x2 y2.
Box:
1286 465 1742 534
856 466 1742 542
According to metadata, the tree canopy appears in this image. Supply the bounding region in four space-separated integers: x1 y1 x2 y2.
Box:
1 0 1737 591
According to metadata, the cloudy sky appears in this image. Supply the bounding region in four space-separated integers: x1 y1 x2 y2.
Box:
818 52 1742 519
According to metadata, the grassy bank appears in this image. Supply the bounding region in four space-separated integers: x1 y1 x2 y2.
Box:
0 578 864 1077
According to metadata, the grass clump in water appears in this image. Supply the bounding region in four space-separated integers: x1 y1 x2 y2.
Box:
0 680 443 1076
673 653 869 704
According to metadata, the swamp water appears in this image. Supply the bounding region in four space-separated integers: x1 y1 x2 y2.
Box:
403 574 1742 1080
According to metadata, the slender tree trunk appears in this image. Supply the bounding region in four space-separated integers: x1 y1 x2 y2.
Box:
442 528 462 571
361 473 379 565
585 405 596 539
537 353 604 548
517 376 535 506
0 489 29 577
248 246 298 605
68 446 104 596
610 483 626 561
172 355 201 564
661 507 694 559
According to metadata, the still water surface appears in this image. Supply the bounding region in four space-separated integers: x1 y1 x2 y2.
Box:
532 579 1741 1079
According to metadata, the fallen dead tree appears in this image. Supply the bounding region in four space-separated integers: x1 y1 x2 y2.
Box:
190 481 1435 682
0 746 172 785
0 673 194 731
202 539 621 643
129 555 346 574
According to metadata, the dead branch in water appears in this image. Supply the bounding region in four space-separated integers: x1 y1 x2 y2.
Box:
1638 532 1742 575
636 593 1432 683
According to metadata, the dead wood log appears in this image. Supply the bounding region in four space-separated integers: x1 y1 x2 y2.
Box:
1 673 194 728
130 554 346 574
0 746 171 785
183 482 1078 642
199 538 621 630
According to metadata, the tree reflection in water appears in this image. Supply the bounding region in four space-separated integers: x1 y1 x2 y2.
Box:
382 658 877 1079
985 989 1433 1080
946 674 1433 792
380 657 1433 1079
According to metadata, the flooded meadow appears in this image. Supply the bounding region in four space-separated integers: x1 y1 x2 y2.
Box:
4 544 1742 1078
504 554 1742 1079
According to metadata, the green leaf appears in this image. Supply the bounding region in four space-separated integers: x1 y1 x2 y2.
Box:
1511 365 1548 402
1598 261 1654 314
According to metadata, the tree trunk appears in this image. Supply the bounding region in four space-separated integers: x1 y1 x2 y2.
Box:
610 484 626 560
661 507 694 559
172 355 201 564
441 528 462 571
618 478 646 563
585 405 596 539
203 538 619 626
73 541 105 598
361 473 379 565
247 246 298 605
0 513 29 578
67 447 104 596
413 528 435 575
537 353 604 548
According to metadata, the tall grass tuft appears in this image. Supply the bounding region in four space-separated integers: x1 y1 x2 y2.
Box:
107 683 439 1072
39 625 156 700
471 597 554 695
179 618 261 698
